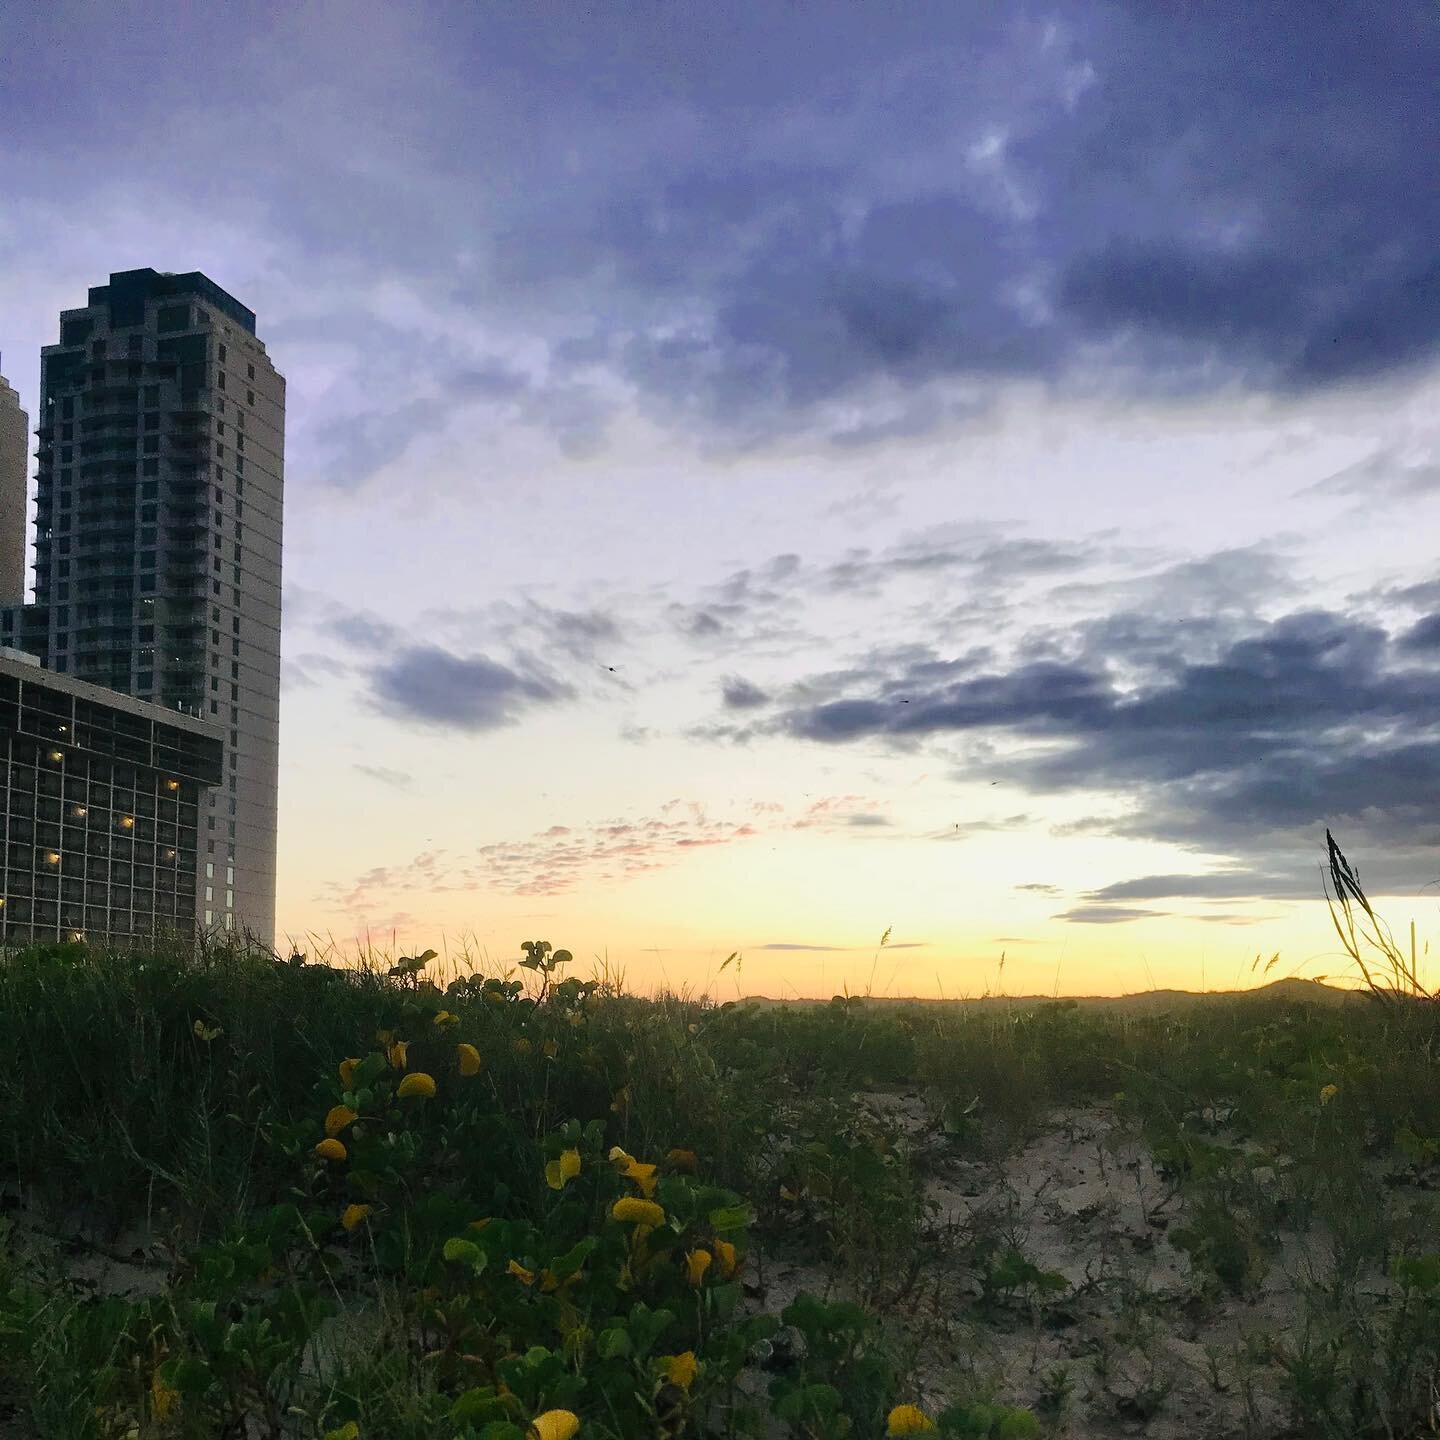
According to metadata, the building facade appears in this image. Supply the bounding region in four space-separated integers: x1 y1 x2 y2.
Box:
0 366 27 604
0 648 222 947
0 270 283 944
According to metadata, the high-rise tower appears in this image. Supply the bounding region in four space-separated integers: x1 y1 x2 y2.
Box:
1 270 284 946
0 364 27 604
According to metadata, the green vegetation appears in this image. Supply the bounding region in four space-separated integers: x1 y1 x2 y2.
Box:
0 838 1436 1437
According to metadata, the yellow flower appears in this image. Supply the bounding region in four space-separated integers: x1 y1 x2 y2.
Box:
387 1040 410 1070
508 1259 536 1286
1320 1083 1339 1104
667 1147 698 1173
338 1057 360 1088
151 1373 180 1420
314 1138 347 1162
685 1248 712 1285
609 1148 658 1196
887 1404 937 1434
457 1043 482 1076
661 1350 698 1391
715 1238 739 1278
545 1147 583 1191
624 1161 658 1197
514 1037 532 1055
468 1217 492 1231
341 1203 373 1233
432 1010 459 1029
324 1105 359 1138
611 1197 666 1227
542 1038 559 1059
528 1411 580 1440
396 1072 436 1100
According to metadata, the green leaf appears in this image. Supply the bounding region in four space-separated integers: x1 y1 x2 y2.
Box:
597 1327 632 1359
450 1387 505 1424
443 1237 486 1269
708 1204 755 1232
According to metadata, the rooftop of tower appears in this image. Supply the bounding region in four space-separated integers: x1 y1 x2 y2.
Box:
85 269 256 336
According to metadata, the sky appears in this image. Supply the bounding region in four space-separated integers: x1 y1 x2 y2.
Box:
3 1 1440 997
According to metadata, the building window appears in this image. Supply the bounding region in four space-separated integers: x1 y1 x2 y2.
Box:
217 371 226 391
247 363 255 379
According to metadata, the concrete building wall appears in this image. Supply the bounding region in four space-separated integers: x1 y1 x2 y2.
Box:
23 271 284 947
0 649 222 946
0 372 27 605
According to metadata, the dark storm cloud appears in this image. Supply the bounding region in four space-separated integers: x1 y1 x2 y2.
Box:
721 676 771 710
474 3 1440 433
1055 906 1168 925
326 611 404 650
9 4 1440 455
1398 614 1440 654
752 596 1440 902
1082 872 1313 903
369 646 571 732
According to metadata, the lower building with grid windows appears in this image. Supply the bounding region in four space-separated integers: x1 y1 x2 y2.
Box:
0 647 222 946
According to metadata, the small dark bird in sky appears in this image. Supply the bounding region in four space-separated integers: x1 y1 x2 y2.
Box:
607 666 616 672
